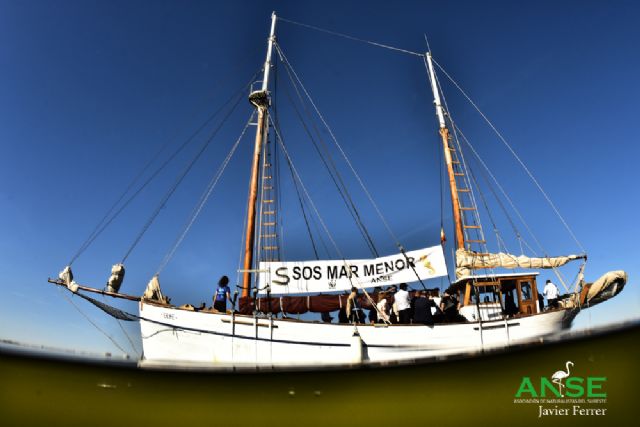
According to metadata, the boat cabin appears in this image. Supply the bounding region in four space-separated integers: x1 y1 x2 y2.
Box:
451 272 540 322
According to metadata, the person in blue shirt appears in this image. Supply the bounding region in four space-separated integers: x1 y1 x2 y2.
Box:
213 275 231 313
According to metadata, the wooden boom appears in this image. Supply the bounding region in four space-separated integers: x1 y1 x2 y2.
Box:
47 278 141 301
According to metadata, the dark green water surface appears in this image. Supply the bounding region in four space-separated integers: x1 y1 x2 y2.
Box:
1 325 638 427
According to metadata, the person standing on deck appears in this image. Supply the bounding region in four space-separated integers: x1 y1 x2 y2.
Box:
412 291 435 325
376 291 390 323
387 285 398 323
543 279 560 309
346 287 365 323
395 283 411 324
213 275 231 312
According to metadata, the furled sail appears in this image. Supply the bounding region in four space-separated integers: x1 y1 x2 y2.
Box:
455 249 586 279
258 245 447 295
586 270 627 305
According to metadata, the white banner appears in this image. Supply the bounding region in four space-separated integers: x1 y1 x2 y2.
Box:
258 245 447 295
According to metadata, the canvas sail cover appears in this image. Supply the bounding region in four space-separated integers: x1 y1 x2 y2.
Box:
106 263 125 293
258 245 447 295
586 270 627 304
455 249 585 279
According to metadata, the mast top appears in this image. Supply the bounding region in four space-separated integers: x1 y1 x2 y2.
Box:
249 12 277 108
425 52 446 129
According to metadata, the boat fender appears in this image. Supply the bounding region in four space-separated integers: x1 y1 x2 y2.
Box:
350 328 364 364
106 263 125 293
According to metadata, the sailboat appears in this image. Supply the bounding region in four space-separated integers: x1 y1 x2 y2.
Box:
49 12 628 369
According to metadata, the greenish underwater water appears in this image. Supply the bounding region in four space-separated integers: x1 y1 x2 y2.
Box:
1 325 638 427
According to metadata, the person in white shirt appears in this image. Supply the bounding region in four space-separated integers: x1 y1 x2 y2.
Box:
346 287 365 323
376 292 390 323
543 279 560 309
394 283 411 324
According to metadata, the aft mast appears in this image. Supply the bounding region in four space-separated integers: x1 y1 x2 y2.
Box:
425 52 465 251
242 12 278 298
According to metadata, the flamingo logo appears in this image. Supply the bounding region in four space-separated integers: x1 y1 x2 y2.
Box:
515 360 607 399
551 360 574 397
418 254 435 274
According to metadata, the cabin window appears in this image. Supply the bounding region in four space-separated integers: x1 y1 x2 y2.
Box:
470 285 500 304
520 281 533 301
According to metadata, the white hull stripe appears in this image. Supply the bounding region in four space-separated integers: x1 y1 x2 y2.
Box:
473 322 520 330
140 315 525 349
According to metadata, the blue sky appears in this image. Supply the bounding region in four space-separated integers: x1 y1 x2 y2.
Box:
0 0 638 356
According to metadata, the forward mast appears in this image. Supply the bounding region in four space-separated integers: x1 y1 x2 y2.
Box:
242 12 278 297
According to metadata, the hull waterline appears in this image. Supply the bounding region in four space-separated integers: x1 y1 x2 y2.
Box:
138 301 579 370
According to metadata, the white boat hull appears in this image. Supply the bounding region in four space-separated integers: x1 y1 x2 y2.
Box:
138 301 578 369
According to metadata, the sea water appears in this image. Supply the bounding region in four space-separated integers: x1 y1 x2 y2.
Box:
1 324 638 427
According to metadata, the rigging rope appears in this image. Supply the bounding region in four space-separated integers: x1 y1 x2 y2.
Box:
269 115 343 258
276 48 379 256
275 44 400 248
427 55 489 252
120 82 250 263
254 123 268 270
466 162 508 253
270 115 386 319
70 153 164 266
115 317 140 358
432 58 586 254
273 116 321 260
451 124 572 292
277 17 424 57
426 54 574 292
454 124 535 255
56 288 130 356
155 111 256 275
272 63 285 261
100 294 140 357
69 68 262 265
267 117 422 314
236 174 251 290
275 43 432 290
454 125 546 256
308 198 333 259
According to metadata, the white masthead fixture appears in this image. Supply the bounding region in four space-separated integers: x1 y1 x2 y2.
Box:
425 52 446 129
261 11 277 92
